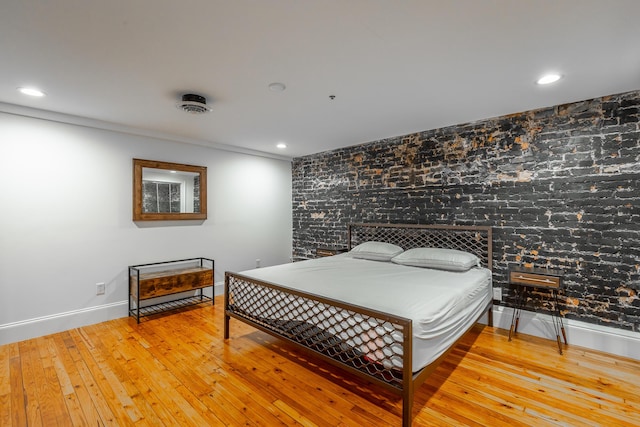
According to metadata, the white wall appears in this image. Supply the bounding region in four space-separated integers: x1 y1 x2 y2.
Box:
0 111 292 345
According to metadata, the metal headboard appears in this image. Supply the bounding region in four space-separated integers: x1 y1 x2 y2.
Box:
348 223 493 270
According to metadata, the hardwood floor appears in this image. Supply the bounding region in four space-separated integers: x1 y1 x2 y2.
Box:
2 296 639 426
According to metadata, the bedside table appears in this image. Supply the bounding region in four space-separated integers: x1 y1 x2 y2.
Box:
509 266 567 354
316 246 348 258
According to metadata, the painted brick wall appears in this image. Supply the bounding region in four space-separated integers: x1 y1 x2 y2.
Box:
292 90 640 331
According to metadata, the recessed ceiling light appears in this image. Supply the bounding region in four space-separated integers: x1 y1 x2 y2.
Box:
269 82 286 92
536 73 562 85
276 142 287 149
18 87 46 97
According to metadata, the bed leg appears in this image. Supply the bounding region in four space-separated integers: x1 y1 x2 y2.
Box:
402 386 413 427
224 274 230 340
487 303 494 327
224 314 230 339
402 401 412 427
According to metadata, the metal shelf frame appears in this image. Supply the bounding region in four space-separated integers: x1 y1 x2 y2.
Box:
129 257 214 322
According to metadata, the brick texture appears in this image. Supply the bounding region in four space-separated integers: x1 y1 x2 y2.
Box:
292 90 640 331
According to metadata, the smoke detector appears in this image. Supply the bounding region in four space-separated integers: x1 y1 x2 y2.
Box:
176 93 212 114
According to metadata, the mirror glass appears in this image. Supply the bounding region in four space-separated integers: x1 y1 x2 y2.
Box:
133 159 207 221
142 168 200 214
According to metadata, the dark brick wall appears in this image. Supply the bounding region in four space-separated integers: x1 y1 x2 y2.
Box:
292 90 640 331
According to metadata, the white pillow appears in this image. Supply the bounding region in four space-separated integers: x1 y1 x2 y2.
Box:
350 241 404 261
391 247 479 271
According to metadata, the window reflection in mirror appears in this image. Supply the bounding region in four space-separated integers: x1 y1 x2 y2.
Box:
142 168 200 214
133 159 207 221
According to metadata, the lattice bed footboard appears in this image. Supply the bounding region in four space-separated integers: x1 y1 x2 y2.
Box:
225 273 412 390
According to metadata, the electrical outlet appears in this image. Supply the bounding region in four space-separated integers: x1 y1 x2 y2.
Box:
96 282 105 295
256 259 261 268
492 287 502 301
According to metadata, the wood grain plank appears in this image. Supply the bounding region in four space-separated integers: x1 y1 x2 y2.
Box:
452 334 640 425
162 311 306 426
106 320 227 427
272 399 318 427
43 335 90 427
227 332 397 427
52 332 106 426
0 343 14 426
67 328 134 426
73 325 145 424
17 339 44 427
135 316 284 426
111 325 230 426
35 335 75 426
99 324 185 426
7 343 27 427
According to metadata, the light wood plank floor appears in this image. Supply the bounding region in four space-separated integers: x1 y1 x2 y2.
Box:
2 296 639 426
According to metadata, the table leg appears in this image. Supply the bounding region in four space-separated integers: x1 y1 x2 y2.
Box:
509 286 525 341
551 289 567 354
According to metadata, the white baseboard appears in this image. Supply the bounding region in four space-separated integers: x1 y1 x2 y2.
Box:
0 282 226 346
3 290 638 362
0 301 129 346
483 305 640 361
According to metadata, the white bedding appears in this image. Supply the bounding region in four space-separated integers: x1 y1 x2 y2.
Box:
236 253 492 372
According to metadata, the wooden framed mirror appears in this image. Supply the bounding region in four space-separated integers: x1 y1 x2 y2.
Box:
133 158 207 221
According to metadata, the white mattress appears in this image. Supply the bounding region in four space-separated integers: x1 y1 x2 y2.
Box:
237 253 492 372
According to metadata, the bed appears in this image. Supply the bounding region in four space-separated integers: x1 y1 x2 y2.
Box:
224 223 493 426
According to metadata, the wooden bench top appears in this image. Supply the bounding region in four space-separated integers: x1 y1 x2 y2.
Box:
133 266 211 280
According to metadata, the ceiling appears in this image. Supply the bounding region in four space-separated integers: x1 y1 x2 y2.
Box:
1 0 639 159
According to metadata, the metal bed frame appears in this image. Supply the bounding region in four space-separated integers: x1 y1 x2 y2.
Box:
224 223 493 426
